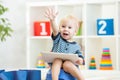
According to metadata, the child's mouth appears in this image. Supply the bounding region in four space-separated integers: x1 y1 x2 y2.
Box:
63 33 68 36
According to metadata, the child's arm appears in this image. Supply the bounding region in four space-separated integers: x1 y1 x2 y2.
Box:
45 7 59 36
75 49 84 65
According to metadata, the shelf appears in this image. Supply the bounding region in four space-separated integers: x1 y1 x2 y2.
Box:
30 36 51 39
30 36 84 39
85 0 116 4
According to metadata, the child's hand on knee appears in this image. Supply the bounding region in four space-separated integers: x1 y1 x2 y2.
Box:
75 58 84 65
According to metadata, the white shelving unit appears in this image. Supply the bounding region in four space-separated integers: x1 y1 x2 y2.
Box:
85 1 118 70
26 0 120 72
118 1 120 71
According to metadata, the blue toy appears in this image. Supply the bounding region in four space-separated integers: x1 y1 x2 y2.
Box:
46 69 76 80
97 18 114 35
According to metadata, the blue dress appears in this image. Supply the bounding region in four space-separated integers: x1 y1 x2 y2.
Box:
51 33 84 59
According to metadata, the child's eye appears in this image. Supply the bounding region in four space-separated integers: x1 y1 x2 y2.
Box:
62 26 65 28
68 26 72 29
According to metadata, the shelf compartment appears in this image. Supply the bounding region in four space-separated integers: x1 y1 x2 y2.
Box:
85 37 117 70
86 2 116 36
28 39 52 68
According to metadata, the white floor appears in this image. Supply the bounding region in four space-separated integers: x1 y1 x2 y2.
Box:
86 76 120 80
41 69 120 80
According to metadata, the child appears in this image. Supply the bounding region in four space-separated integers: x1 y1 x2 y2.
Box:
45 7 85 80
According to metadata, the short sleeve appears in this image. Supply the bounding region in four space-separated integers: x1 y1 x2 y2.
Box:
51 33 61 44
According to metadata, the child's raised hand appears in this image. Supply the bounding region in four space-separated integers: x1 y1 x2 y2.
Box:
45 7 58 21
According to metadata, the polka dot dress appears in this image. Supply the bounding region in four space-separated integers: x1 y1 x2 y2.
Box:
51 33 83 58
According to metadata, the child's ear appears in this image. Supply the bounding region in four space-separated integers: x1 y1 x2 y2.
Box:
75 21 82 35
74 29 78 35
75 29 78 34
75 25 79 34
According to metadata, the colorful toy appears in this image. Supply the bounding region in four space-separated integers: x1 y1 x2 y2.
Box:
36 53 45 68
34 21 51 36
89 56 97 70
99 48 113 70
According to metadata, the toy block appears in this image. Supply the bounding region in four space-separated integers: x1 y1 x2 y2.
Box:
97 18 114 35
34 21 51 36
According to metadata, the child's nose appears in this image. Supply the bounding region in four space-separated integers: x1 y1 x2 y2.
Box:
64 27 68 30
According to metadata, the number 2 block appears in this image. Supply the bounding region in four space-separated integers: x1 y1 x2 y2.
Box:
34 21 51 36
97 19 114 35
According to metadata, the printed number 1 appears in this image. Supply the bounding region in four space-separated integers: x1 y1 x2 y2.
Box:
98 20 107 34
40 23 47 35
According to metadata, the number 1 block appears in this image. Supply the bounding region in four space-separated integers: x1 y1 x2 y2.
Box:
97 19 114 35
34 21 51 36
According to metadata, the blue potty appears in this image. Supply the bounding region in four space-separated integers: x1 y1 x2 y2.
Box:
0 71 16 80
19 69 41 80
46 69 76 80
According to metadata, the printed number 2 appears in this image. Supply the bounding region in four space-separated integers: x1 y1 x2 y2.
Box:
98 20 107 34
40 23 47 35
97 19 114 35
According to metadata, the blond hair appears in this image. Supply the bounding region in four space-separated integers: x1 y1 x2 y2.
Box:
59 15 79 31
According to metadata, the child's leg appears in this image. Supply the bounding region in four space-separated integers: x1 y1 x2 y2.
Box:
63 60 85 80
52 58 63 80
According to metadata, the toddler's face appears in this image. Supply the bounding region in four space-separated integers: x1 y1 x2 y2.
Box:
59 20 77 41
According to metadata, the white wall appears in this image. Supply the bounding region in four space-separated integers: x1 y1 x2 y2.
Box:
0 0 64 70
0 0 27 69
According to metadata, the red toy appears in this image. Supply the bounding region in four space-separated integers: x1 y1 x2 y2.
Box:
34 21 51 36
